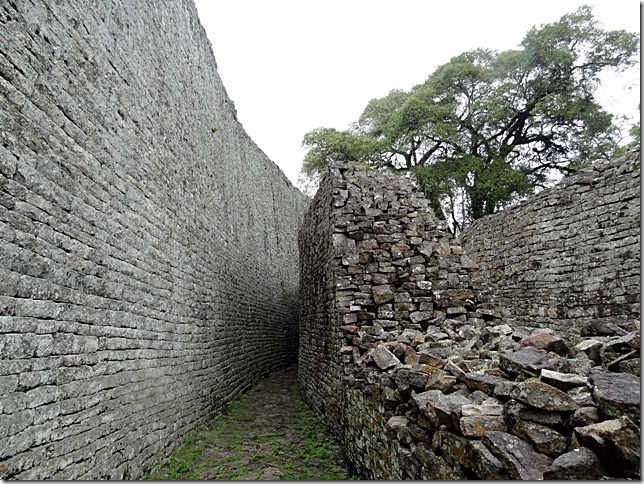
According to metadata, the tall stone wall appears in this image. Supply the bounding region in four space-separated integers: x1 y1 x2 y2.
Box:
298 163 504 478
298 171 344 430
462 149 640 333
298 161 640 480
0 0 308 479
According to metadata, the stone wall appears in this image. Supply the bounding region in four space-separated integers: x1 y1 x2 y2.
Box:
298 171 344 430
462 149 640 333
298 163 502 478
298 161 640 480
0 0 308 479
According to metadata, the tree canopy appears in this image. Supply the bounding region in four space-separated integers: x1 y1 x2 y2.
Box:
300 6 639 232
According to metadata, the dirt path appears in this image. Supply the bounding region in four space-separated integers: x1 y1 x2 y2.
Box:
144 365 355 480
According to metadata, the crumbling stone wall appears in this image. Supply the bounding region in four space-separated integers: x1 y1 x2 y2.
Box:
299 162 640 479
462 149 640 333
0 0 307 479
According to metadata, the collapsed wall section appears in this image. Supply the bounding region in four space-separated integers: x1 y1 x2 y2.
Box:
299 162 640 480
462 149 640 333
298 163 504 478
0 0 308 479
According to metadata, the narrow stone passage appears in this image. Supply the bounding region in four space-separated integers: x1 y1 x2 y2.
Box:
144 365 355 480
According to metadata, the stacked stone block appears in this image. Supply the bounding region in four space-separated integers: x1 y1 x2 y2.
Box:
0 0 307 479
298 161 640 479
298 163 501 477
463 148 640 333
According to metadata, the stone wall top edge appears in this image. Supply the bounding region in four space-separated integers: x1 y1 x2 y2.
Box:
189 0 306 198
464 147 641 235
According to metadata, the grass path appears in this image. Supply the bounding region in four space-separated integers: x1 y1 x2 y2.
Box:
143 365 355 480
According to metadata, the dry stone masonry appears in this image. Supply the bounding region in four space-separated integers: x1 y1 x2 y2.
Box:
298 159 640 479
0 0 307 479
463 149 640 334
1 0 641 480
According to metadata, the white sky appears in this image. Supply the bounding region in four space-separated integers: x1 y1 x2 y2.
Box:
194 1 640 188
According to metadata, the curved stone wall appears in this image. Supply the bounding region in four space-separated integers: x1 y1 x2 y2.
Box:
462 149 640 333
0 0 307 479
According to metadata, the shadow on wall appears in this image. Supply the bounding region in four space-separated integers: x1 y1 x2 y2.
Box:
0 0 307 479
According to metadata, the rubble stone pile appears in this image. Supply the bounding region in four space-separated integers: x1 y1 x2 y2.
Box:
299 160 640 480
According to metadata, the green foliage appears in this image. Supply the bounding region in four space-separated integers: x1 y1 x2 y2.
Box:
301 127 383 176
300 5 639 232
615 122 641 156
279 384 354 480
142 394 245 480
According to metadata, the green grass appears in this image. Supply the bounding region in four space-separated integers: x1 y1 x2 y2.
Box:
142 379 356 480
143 394 247 480
277 385 355 480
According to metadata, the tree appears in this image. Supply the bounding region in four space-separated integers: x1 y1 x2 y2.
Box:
301 127 383 176
300 6 639 232
615 121 641 157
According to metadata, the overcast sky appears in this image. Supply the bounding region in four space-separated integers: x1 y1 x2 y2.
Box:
194 1 640 188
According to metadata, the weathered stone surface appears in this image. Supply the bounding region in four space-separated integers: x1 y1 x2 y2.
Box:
432 393 474 432
461 403 503 417
300 145 639 481
418 351 445 368
540 369 587 391
508 380 579 412
543 448 606 480
409 311 432 324
464 151 640 335
460 415 506 437
504 400 567 429
559 354 594 376
371 345 400 370
372 285 395 304
575 338 603 362
574 417 641 477
386 416 412 445
421 455 466 480
461 372 508 393
603 331 640 352
482 431 553 480
468 440 510 479
407 421 431 442
499 348 548 376
566 385 594 406
1 0 308 479
493 380 518 398
619 357 640 375
340 325 360 335
511 420 567 457
437 430 471 468
2 0 641 479
489 323 513 336
425 373 458 393
588 371 640 423
605 349 638 371
581 319 629 337
413 390 472 432
519 332 569 356
571 406 601 427
443 359 465 378
394 369 428 390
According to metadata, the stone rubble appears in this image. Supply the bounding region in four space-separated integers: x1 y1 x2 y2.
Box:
299 160 640 480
